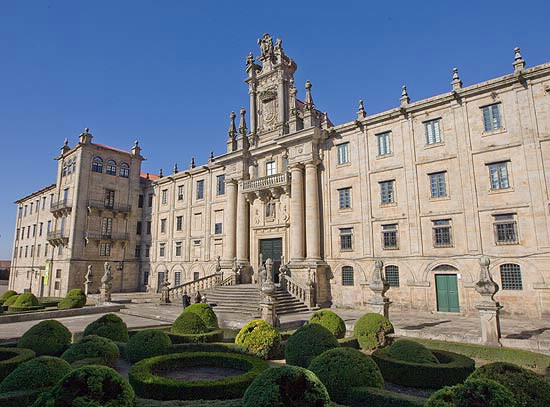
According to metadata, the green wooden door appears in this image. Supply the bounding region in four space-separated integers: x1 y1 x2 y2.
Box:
435 274 460 312
259 238 282 282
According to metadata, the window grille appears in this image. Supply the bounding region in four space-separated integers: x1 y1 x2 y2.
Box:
500 264 522 290
342 266 354 286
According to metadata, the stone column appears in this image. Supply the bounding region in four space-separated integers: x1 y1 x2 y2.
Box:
289 164 305 261
236 183 249 263
223 180 238 261
305 161 321 260
475 256 502 346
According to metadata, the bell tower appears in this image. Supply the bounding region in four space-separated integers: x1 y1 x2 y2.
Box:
245 34 297 143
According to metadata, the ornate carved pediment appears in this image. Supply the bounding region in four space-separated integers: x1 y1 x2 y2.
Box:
259 89 277 102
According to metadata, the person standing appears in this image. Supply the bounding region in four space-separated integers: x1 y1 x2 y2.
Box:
182 291 190 309
194 291 202 304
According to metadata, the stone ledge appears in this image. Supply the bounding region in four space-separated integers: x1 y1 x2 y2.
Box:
0 304 123 324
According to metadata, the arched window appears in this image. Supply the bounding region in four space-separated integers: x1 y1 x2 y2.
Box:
119 162 130 178
92 157 103 173
385 265 400 287
500 264 523 290
62 162 68 177
342 266 354 286
106 160 117 175
66 159 72 175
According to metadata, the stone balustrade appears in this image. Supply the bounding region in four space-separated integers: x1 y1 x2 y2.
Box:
167 273 221 301
280 273 315 308
241 172 289 193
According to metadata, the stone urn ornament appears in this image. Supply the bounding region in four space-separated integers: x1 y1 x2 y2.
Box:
368 260 391 318
260 258 279 327
475 256 503 346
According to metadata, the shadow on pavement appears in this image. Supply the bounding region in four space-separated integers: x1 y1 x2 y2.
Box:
401 320 452 330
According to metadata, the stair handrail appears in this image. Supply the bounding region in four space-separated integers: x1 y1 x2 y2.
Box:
280 273 315 308
167 272 221 301
220 274 234 286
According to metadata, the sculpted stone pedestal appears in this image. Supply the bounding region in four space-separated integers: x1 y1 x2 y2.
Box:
99 262 113 304
368 260 391 319
260 259 280 327
475 256 502 346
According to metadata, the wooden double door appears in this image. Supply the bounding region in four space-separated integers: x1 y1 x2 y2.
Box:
435 274 460 312
259 238 282 283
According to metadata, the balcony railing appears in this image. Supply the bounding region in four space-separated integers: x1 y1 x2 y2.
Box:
46 230 69 246
242 172 289 193
50 200 72 212
88 199 131 213
85 231 129 241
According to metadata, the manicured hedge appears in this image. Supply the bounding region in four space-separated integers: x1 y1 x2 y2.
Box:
172 312 208 335
235 320 281 359
37 297 63 307
0 347 36 381
169 342 248 355
57 288 86 310
83 313 129 342
309 310 347 339
386 339 439 364
242 365 331 407
7 292 44 312
61 335 120 366
17 320 72 356
3 294 19 308
0 388 49 407
31 365 135 407
126 329 172 363
372 348 475 389
285 323 340 367
0 356 72 393
345 386 426 407
337 336 360 349
425 378 517 407
129 352 268 401
183 303 219 329
308 347 384 403
136 399 242 407
353 313 394 351
0 290 17 305
168 329 224 344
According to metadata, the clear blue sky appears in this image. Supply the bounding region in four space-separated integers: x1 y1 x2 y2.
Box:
1 1 549 258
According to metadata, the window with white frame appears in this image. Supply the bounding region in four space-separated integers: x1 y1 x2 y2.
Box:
175 241 182 257
382 224 398 249
196 180 204 200
377 131 391 156
500 264 523 290
101 217 113 238
176 216 183 231
493 214 518 244
339 227 353 250
100 243 111 257
106 160 117 176
104 189 115 208
337 143 350 164
161 189 168 204
214 223 223 234
92 157 103 173
266 161 276 176
488 161 510 190
216 175 225 195
380 180 395 204
159 243 166 257
432 219 453 247
341 266 354 286
177 185 184 201
429 172 447 198
338 188 351 209
482 103 502 131
119 162 130 178
425 119 442 145
175 271 182 286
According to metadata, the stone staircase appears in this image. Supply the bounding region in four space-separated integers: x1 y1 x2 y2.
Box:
204 284 314 316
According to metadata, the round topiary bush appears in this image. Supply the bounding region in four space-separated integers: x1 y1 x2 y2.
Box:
285 323 340 368
425 378 517 407
183 303 219 329
309 310 347 339
386 339 439 364
17 320 72 356
31 365 135 407
171 311 209 334
468 362 550 407
0 356 72 393
0 290 17 305
83 313 129 342
57 288 87 310
308 347 384 403
242 365 331 407
0 347 36 381
126 329 172 363
3 294 20 307
235 320 281 359
353 313 394 351
8 292 43 312
61 335 120 366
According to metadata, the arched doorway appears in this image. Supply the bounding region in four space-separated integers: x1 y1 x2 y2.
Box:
433 265 460 312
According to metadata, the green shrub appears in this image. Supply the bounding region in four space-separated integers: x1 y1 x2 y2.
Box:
3 294 19 307
57 288 86 309
0 356 72 393
183 303 219 329
425 378 517 407
0 388 48 407
337 336 360 349
136 400 243 407
235 320 281 359
285 323 339 367
386 339 439 364
168 329 224 344
171 312 208 334
0 290 17 305
309 310 347 339
126 329 172 363
7 292 44 312
83 313 129 342
308 347 383 403
37 297 63 307
353 313 394 351
61 335 120 366
17 320 71 356
31 365 135 407
346 386 426 407
169 342 248 355
242 365 331 407
129 352 268 400
0 347 36 381
468 362 550 407
372 348 475 389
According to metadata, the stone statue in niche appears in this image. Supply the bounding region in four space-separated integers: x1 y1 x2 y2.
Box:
265 200 276 219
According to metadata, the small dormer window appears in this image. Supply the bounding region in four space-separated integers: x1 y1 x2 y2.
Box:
106 160 117 176
120 162 130 178
92 157 103 173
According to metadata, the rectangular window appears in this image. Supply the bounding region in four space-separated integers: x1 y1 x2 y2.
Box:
342 266 354 286
101 217 113 238
266 161 276 176
135 245 141 258
382 224 398 249
30 202 33 215
32 224 36 237
138 194 144 208
380 180 395 204
488 161 510 190
176 216 183 231
493 214 518 244
100 243 111 256
54 281 60 290
39 222 43 236
16 228 19 240
337 143 350 164
36 244 40 257
27 226 30 238
148 194 153 207
30 245 34 257
50 194 54 208
385 265 400 287
57 244 63 256
136 221 142 235
340 227 353 250
145 245 150 257
216 175 225 195
338 188 351 209
174 271 182 286
159 243 165 257
175 241 182 257
433 219 453 247
36 199 39 212
429 172 447 198
483 103 502 131
161 189 168 205
104 189 115 208
24 205 27 217
160 218 167 233
146 221 152 235
425 119 441 145
377 131 391 156
214 223 223 234
19 247 22 258
44 243 48 256
47 220 51 233
177 185 184 201
500 264 523 290
196 180 204 200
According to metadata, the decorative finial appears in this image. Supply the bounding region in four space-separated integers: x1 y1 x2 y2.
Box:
190 157 196 169
304 80 314 111
246 52 254 67
451 67 462 90
228 111 237 140
173 163 178 174
64 138 68 146
159 168 163 178
209 151 214 161
357 99 366 119
513 47 525 72
400 85 410 106
134 140 139 147
84 128 89 134
238 107 247 136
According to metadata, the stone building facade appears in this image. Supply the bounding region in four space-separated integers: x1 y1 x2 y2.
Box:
9 35 550 317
